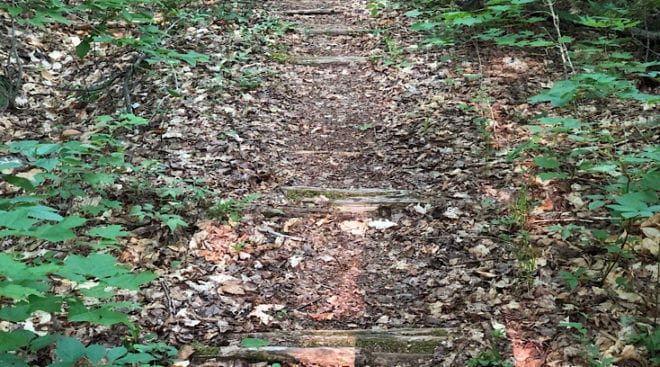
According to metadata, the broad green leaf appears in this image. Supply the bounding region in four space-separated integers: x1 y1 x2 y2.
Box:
1 175 35 191
76 39 91 60
115 352 157 364
0 352 28 366
589 164 619 176
410 21 439 31
33 158 60 171
107 346 128 362
61 253 125 282
68 303 132 327
106 271 158 290
534 156 560 169
85 344 107 364
86 225 129 240
29 335 57 353
404 10 423 17
0 283 43 300
0 304 32 322
161 214 188 232
0 208 38 230
537 172 568 181
56 336 86 363
83 173 115 186
529 80 579 107
588 201 606 210
0 254 28 278
0 160 23 170
0 330 35 352
28 205 63 221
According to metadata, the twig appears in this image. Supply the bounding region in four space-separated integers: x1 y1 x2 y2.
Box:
257 226 305 241
544 0 574 75
529 217 612 224
296 297 322 311
279 9 338 15
159 279 176 316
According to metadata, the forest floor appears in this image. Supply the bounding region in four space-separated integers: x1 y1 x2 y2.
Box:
1 0 658 366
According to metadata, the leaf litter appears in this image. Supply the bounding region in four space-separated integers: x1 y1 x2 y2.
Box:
0 0 658 366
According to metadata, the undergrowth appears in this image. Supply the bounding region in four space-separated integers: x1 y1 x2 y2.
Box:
371 0 659 364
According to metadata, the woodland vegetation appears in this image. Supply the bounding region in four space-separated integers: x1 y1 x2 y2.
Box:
0 0 658 366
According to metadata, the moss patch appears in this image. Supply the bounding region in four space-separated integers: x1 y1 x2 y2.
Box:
268 52 290 63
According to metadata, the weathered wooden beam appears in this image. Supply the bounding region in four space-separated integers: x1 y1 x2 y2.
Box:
288 55 369 65
282 186 411 199
302 26 369 36
280 8 339 15
190 328 451 366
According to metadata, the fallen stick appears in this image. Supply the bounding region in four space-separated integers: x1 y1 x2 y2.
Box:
280 8 339 15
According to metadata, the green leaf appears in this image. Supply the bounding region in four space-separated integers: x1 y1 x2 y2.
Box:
529 80 579 107
32 215 87 242
75 38 91 59
241 338 269 348
404 10 423 17
107 346 128 362
33 158 59 171
537 172 568 181
56 336 86 363
86 225 129 240
0 208 38 230
0 330 35 352
60 253 124 282
28 205 63 221
534 155 560 169
0 352 29 367
115 352 157 364
0 284 43 300
85 344 107 364
83 172 115 186
104 270 158 290
67 302 132 327
160 214 188 232
1 175 35 191
588 201 606 210
0 254 27 278
410 21 439 31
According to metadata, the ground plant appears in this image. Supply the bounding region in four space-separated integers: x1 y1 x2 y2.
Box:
383 0 659 363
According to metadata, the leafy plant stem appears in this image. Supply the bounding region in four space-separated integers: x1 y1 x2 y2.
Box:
600 230 629 282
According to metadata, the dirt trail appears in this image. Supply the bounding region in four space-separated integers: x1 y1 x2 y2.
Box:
182 0 514 365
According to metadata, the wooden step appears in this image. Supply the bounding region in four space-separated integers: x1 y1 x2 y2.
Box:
300 25 369 36
190 328 451 366
288 55 369 65
279 8 339 15
281 185 429 214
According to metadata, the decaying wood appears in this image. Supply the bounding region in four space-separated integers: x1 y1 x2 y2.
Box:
280 8 339 15
293 150 361 156
194 347 434 367
289 55 369 65
302 26 368 36
330 196 425 213
191 328 451 366
281 186 429 213
282 186 413 198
